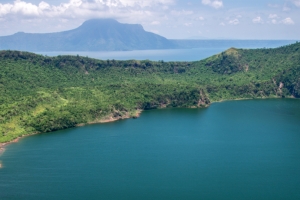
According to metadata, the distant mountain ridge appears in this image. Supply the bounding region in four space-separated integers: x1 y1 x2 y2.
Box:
0 19 296 52
0 19 176 51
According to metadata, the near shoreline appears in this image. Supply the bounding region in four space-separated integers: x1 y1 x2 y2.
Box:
0 97 298 158
0 109 142 157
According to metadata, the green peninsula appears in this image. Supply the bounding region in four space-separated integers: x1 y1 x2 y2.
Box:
0 42 300 143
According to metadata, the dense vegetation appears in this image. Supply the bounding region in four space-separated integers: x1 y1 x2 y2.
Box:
0 42 300 142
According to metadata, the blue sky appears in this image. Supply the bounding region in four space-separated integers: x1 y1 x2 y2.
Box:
0 0 299 39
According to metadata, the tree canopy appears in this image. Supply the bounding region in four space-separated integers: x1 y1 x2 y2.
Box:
1 42 300 142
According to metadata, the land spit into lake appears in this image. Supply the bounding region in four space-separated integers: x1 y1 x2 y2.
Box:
0 42 299 147
0 134 32 157
0 144 5 155
0 138 21 155
0 109 142 156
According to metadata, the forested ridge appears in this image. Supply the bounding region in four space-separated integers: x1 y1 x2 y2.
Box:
0 42 299 143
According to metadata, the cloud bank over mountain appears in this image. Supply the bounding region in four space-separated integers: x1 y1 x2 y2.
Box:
0 0 299 39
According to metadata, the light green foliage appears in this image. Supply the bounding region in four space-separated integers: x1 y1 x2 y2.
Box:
0 42 299 142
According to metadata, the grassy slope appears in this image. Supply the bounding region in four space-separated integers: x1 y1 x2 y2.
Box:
0 42 299 142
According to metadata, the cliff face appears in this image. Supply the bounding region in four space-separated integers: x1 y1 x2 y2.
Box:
0 19 176 51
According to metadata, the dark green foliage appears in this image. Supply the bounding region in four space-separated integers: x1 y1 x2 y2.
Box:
205 48 243 74
276 66 300 97
1 42 300 142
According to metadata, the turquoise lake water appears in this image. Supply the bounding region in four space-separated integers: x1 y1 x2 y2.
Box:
1 99 300 200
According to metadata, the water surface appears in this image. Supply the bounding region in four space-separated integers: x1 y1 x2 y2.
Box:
1 99 300 200
37 40 296 61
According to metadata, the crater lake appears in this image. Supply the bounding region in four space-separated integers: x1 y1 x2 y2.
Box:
1 99 300 199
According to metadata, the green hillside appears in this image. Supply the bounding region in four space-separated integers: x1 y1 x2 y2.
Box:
1 42 300 143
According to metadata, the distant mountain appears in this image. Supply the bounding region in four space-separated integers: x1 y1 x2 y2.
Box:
1 19 295 52
0 19 176 51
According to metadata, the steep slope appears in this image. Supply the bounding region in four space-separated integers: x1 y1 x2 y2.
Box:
0 42 299 143
0 19 176 51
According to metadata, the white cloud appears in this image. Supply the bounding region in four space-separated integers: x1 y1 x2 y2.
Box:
199 16 204 20
3 0 40 17
0 3 13 17
268 14 278 19
91 0 174 8
219 22 225 26
281 17 294 25
201 0 223 9
228 18 239 25
151 21 160 25
184 22 192 26
268 14 280 24
252 16 263 24
0 0 175 19
39 2 51 10
293 0 300 7
68 0 82 7
171 10 193 15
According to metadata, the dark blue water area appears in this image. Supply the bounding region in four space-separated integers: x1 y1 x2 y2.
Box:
36 40 297 62
1 99 300 200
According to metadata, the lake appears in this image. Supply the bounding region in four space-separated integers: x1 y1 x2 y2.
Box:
0 99 300 200
37 40 296 61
